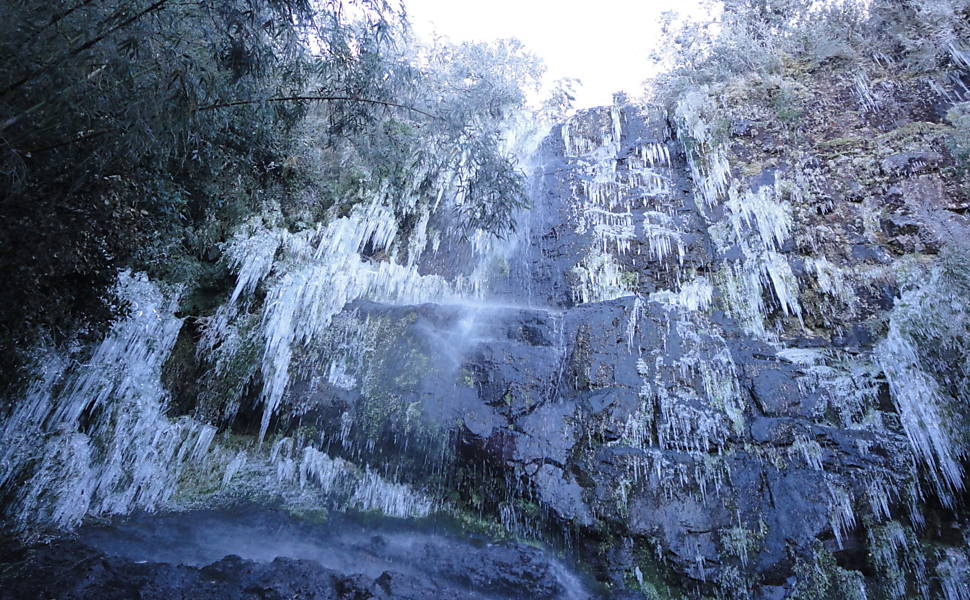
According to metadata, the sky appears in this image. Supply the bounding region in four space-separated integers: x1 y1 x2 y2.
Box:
405 0 708 108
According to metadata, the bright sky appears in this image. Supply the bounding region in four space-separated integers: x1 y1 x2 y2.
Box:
405 0 708 108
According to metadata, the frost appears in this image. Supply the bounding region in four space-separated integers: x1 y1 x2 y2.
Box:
853 73 879 112
792 437 824 470
571 250 637 304
622 313 744 461
269 443 432 518
0 272 214 533
865 477 893 521
873 254 969 505
223 451 248 487
725 182 793 253
806 257 855 307
326 358 357 390
877 325 963 502
209 202 459 442
642 211 686 264
351 468 433 517
938 549 970 600
561 104 622 158
649 276 714 312
777 347 826 365
760 250 803 320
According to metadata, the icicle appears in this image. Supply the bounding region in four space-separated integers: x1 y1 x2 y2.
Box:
223 451 248 487
791 437 824 471
725 182 793 253
938 549 970 600
876 325 963 503
571 250 637 304
827 481 856 550
649 277 714 312
0 272 225 532
350 467 433 517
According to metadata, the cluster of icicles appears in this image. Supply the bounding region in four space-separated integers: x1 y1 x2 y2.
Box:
0 111 548 535
558 95 968 592
0 272 437 534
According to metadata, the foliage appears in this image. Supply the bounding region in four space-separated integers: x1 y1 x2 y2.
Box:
947 102 970 172
0 0 539 377
649 0 970 108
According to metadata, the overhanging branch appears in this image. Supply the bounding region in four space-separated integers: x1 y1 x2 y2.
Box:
196 95 441 120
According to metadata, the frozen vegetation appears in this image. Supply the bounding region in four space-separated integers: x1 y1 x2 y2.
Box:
1 1 970 599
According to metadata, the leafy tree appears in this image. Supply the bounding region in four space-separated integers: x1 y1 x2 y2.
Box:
0 0 538 379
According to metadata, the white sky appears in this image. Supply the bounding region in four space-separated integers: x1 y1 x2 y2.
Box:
405 0 707 108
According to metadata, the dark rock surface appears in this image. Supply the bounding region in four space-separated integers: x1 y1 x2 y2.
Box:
0 509 596 600
271 101 968 598
3 85 968 600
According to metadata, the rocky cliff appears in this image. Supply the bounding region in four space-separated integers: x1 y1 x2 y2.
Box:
2 12 970 600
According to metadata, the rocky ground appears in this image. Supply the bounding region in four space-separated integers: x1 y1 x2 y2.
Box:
0 508 597 600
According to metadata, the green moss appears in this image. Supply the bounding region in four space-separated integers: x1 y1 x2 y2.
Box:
457 368 476 387
719 520 767 565
620 270 639 289
173 460 225 503
285 507 330 524
392 350 430 390
771 84 804 125
627 542 686 600
819 136 869 152
946 102 970 173
875 121 947 146
438 507 511 540
503 389 514 406
791 545 868 600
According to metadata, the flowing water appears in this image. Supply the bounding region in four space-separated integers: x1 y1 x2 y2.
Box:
76 508 595 600
2 97 969 599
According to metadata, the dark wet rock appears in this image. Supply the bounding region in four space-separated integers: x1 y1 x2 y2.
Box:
0 510 594 600
731 119 754 137
515 401 577 467
755 584 789 600
749 416 799 444
849 242 891 263
880 149 943 175
0 542 375 600
749 368 821 418
880 214 922 238
534 464 594 527
761 468 832 547
628 493 725 579
750 167 779 191
428 541 567 599
832 324 876 348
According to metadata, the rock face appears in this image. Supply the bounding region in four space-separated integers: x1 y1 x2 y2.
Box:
275 98 969 598
2 69 970 600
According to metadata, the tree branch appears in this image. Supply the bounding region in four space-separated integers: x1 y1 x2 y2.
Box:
1 0 170 98
23 0 97 47
24 127 120 154
196 95 441 120
23 95 439 155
